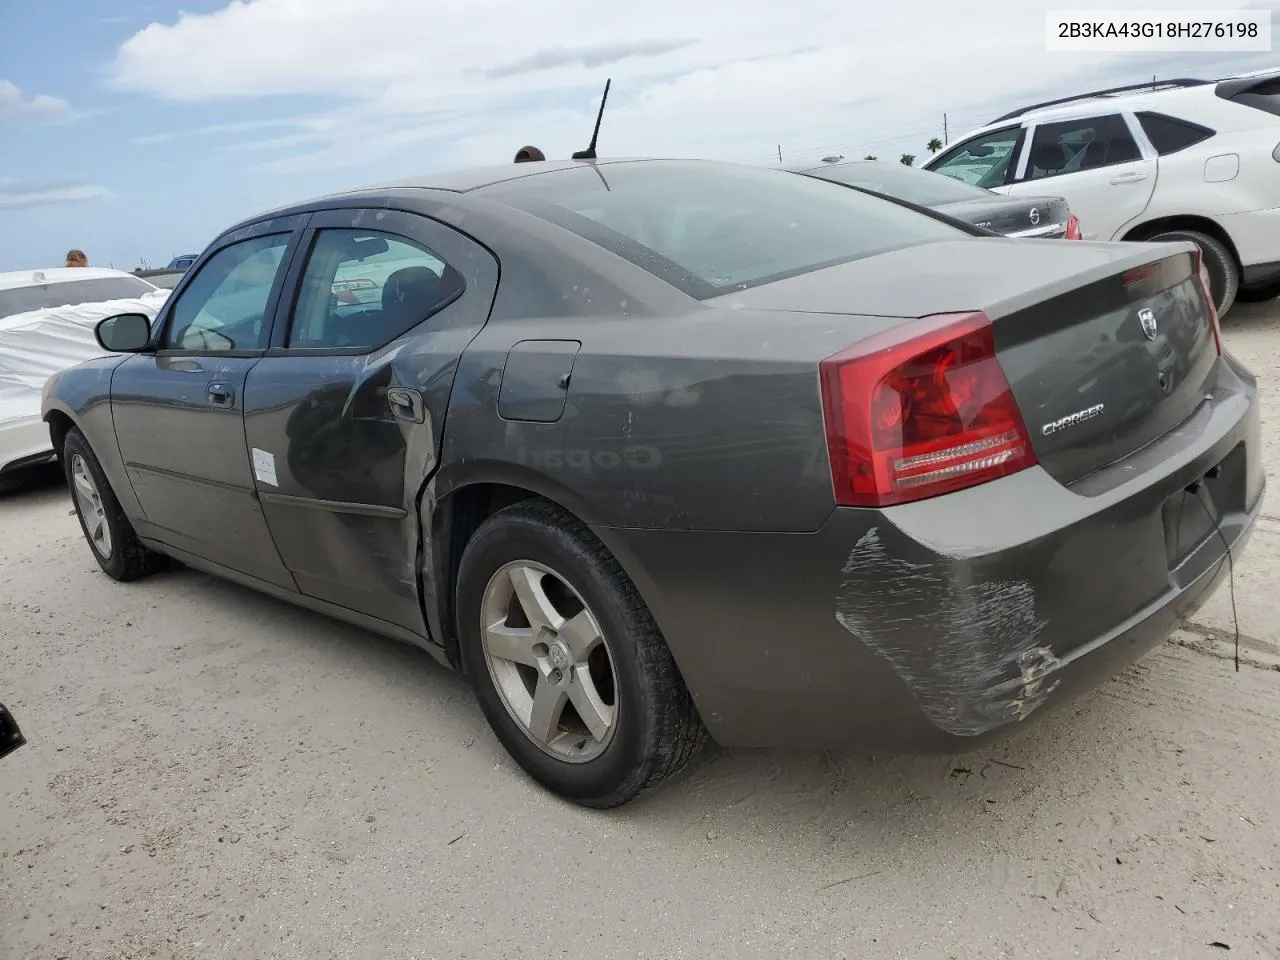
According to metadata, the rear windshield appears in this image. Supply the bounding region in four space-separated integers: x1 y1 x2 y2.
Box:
0 276 156 320
798 162 995 207
479 161 966 299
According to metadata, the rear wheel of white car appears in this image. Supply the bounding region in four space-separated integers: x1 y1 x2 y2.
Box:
455 499 707 808
63 428 168 582
1148 229 1238 317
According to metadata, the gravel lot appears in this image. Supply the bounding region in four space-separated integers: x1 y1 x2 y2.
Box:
2 299 1278 960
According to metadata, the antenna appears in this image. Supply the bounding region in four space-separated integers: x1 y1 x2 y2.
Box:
572 78 611 160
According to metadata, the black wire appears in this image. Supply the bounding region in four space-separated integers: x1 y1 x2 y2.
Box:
1191 486 1240 672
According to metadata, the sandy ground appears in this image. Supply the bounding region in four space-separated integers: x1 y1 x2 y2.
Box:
2 300 1279 960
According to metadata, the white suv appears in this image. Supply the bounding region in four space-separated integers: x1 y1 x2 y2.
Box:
922 71 1280 315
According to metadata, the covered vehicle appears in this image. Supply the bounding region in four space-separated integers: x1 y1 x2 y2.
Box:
0 267 169 490
43 159 1263 808
789 159 1082 239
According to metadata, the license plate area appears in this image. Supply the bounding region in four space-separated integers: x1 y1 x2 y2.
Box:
1161 445 1244 569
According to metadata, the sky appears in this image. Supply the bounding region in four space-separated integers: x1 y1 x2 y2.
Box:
0 0 1276 271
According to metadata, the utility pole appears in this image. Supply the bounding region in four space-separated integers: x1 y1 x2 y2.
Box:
943 113 949 145
777 144 783 163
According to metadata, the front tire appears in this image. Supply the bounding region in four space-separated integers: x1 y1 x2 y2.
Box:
456 499 706 808
63 428 167 582
1147 229 1238 316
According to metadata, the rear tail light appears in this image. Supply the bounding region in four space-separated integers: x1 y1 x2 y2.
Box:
1191 247 1223 356
1064 214 1082 240
818 312 1038 508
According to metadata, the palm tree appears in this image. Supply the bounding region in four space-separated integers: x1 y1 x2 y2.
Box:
900 153 915 166
864 154 877 160
927 137 943 154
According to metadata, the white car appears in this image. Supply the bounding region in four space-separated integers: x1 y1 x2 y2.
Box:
0 267 170 492
922 70 1280 314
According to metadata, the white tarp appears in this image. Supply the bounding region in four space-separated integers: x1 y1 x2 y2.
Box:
0 292 169 465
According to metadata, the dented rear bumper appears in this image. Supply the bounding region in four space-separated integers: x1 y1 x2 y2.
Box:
594 357 1264 752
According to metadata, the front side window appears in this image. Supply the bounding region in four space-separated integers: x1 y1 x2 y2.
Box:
929 127 1023 188
162 233 291 351
1022 114 1142 181
0 275 156 320
480 161 965 299
287 229 462 350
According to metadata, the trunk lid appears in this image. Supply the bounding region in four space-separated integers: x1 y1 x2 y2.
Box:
933 196 1071 238
713 237 1220 487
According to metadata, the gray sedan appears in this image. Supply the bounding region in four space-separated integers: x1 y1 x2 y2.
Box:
789 159 1081 239
42 158 1263 807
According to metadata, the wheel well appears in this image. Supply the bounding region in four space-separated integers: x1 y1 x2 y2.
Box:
45 411 75 460
434 482 541 670
1121 215 1241 270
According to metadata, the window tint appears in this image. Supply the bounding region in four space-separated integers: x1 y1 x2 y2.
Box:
287 229 463 350
1137 112 1215 154
0 275 156 320
480 162 965 299
802 161 996 206
1228 78 1280 118
929 127 1022 188
162 233 290 351
1023 114 1141 181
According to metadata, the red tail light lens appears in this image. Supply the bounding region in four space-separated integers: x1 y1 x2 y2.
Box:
1064 214 1082 240
818 312 1038 508
1191 247 1223 355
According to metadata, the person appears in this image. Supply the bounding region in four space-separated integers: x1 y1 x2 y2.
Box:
514 145 546 163
65 249 87 268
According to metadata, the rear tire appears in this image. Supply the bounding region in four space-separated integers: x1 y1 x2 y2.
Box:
455 499 707 808
1146 229 1238 317
63 428 168 582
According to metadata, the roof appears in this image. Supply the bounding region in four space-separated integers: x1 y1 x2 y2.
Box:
0 266 151 292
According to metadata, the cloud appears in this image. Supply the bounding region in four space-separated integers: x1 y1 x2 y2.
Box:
106 0 1278 178
0 80 73 123
0 179 111 210
482 39 698 79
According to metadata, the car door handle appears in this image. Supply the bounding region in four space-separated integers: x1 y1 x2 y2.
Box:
386 387 425 423
207 381 235 407
1110 172 1147 185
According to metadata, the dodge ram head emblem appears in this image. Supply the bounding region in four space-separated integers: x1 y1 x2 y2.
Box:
1138 307 1158 341
1029 207 1040 225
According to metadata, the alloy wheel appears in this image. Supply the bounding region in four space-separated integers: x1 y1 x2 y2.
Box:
70 454 113 560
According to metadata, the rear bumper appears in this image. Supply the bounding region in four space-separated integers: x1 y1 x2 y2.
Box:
595 357 1264 752
1218 206 1280 269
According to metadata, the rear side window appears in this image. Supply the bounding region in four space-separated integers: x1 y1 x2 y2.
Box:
1022 114 1142 181
1225 77 1280 118
1137 111 1215 154
0 276 156 320
287 229 463 351
480 162 965 299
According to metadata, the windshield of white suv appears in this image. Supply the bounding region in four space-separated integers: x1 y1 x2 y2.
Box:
0 275 156 320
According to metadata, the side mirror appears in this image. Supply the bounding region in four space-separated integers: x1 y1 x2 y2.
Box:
95 313 152 353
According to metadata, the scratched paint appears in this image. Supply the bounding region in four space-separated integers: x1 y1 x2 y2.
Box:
834 528 1060 736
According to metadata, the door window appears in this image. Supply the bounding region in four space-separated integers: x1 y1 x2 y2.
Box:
1022 114 1142 181
929 127 1023 188
161 234 291 351
286 229 465 351
1136 111 1215 154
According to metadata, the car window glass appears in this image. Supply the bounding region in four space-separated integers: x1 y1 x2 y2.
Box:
929 128 1022 188
287 229 462 351
1137 111 1215 154
1023 114 1142 181
0 276 157 320
162 234 290 351
480 162 965 299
